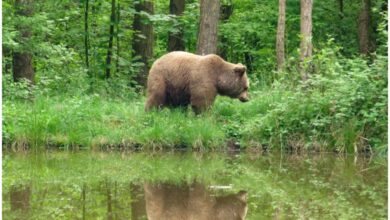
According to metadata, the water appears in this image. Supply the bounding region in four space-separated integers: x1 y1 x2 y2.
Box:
2 152 387 219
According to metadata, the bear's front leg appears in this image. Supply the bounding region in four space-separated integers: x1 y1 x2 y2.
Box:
190 90 216 114
145 86 167 111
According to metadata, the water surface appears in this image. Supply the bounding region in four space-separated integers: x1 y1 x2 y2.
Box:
2 152 387 219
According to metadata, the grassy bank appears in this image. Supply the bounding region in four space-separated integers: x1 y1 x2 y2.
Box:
3 50 387 153
3 95 226 150
3 85 386 153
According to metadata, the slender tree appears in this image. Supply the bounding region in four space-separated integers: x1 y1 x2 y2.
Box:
276 0 286 71
105 0 116 79
197 0 220 55
358 0 374 54
84 0 90 75
218 3 233 60
299 0 313 81
13 0 34 83
116 2 120 73
132 0 154 86
337 0 345 47
338 0 344 19
168 0 185 51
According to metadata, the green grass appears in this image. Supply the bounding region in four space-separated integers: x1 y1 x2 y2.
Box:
3 83 387 153
3 95 227 151
3 47 387 153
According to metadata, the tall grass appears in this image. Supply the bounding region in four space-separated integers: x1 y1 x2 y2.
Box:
3 48 387 153
3 95 226 151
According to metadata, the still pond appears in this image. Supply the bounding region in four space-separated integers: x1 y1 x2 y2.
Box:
2 151 387 219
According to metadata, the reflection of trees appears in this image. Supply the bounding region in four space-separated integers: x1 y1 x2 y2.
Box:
130 183 147 220
10 184 31 220
4 152 386 219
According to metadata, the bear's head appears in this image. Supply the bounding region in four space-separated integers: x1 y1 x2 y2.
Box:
217 63 250 102
215 190 248 220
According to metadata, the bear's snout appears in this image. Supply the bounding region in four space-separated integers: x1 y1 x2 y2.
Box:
239 97 249 102
238 92 249 102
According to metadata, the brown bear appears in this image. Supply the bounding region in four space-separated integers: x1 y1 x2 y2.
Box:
143 182 248 220
145 51 250 113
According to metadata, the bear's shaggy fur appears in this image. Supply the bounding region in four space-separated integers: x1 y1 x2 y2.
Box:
145 51 249 113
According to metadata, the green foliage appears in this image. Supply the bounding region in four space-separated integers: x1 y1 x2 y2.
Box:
237 45 387 153
2 0 388 153
3 46 387 153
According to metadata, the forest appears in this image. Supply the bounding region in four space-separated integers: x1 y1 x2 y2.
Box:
2 0 388 153
2 1 389 219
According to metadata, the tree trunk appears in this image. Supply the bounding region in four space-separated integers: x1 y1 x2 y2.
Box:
337 0 345 46
218 3 233 60
116 2 120 73
105 0 116 79
299 0 313 81
13 0 34 83
168 0 185 51
358 0 374 55
276 0 286 71
197 0 220 55
338 0 344 19
84 0 90 75
132 0 154 86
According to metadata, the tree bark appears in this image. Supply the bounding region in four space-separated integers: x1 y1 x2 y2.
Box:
338 0 344 19
116 2 120 73
197 0 220 55
132 0 154 86
299 0 313 81
358 0 374 55
218 3 233 60
168 0 185 51
105 0 116 79
84 0 90 74
13 0 34 83
276 0 286 71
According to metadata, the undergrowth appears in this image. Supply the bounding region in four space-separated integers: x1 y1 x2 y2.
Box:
2 47 387 154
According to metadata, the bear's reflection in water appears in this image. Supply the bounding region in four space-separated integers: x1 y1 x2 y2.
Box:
140 182 248 220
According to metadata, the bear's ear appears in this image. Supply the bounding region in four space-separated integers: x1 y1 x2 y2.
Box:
236 190 248 202
234 64 246 77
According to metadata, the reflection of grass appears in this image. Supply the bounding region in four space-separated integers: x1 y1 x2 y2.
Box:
3 83 387 153
2 153 387 220
2 152 229 192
